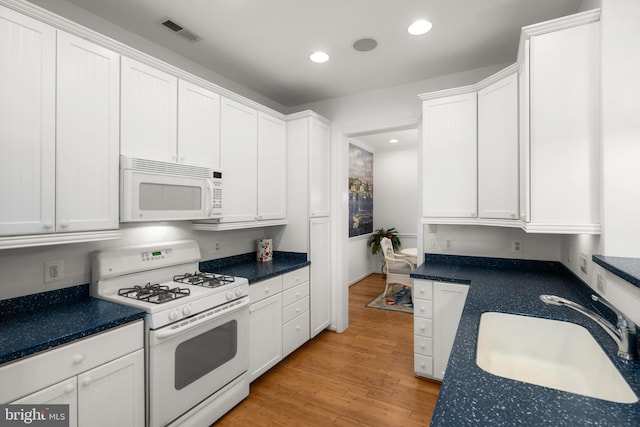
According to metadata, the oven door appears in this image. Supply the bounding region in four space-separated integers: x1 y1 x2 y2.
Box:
148 298 249 427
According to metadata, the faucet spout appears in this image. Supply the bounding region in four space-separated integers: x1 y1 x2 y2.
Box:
540 294 638 361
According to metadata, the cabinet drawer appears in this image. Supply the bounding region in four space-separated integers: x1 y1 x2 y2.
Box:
413 298 433 319
0 321 143 403
414 335 433 356
415 354 433 377
283 267 309 290
249 276 283 304
414 317 433 338
283 311 310 357
414 280 433 300
282 282 309 307
282 296 309 324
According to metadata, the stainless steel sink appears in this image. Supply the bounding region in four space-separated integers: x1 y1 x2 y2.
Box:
476 312 638 403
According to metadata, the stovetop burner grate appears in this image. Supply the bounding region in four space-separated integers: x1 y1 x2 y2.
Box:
118 282 190 304
173 272 235 288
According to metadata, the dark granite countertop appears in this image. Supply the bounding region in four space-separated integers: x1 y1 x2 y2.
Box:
411 254 640 427
593 255 640 288
0 284 145 366
200 251 310 284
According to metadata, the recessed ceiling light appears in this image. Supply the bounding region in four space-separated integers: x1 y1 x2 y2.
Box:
353 38 378 52
309 51 330 63
408 19 433 36
389 139 399 144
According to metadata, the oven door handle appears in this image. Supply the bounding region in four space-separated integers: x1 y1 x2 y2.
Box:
152 297 249 341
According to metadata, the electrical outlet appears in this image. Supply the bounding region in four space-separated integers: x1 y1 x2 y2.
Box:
212 241 221 255
44 260 64 283
445 238 453 250
511 240 523 253
566 244 572 263
579 253 588 274
429 236 438 249
596 273 606 294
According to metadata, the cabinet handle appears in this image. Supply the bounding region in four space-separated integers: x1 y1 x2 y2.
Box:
295 308 300 314
59 222 69 229
264 288 270 293
43 223 53 230
72 354 85 365
82 377 93 387
64 384 76 394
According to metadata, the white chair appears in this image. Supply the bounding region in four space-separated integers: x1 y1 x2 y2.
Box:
379 237 415 300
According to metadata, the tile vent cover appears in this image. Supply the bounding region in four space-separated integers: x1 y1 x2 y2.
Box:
161 19 202 42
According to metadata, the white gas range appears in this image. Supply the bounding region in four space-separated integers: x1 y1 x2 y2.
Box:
91 240 249 427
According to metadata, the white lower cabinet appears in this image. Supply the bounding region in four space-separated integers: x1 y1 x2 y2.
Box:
2 322 144 427
414 280 469 380
249 267 310 382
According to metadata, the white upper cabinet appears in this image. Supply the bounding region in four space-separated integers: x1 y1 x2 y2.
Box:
257 112 287 220
177 80 221 169
121 56 178 163
0 5 56 236
56 31 120 233
478 72 519 220
421 92 478 218
309 118 331 218
219 97 259 223
521 18 600 233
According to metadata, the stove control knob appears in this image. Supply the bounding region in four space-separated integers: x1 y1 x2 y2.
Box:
169 309 179 321
235 288 244 298
226 290 235 300
182 304 192 317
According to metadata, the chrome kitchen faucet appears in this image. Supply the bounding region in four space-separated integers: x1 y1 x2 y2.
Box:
540 294 638 361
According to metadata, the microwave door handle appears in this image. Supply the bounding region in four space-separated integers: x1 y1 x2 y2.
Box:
206 180 214 217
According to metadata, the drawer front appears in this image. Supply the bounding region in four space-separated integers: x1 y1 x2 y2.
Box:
413 298 433 319
283 267 309 291
414 335 433 356
414 280 433 300
414 354 434 377
282 296 309 324
282 282 309 307
283 311 310 357
0 321 143 403
414 316 433 338
249 276 283 304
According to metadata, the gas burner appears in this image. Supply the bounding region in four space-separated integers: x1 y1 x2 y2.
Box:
118 282 190 304
173 272 235 288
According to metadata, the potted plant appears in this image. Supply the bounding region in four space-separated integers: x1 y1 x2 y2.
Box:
367 227 401 254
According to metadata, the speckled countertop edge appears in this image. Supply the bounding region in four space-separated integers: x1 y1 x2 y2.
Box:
200 251 309 283
593 255 640 288
0 284 145 366
412 254 640 427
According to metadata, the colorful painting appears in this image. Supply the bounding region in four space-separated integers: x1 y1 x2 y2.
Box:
349 144 373 237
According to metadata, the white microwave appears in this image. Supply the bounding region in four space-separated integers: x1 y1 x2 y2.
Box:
120 156 222 222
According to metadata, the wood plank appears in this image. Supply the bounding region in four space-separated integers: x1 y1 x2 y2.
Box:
213 274 440 426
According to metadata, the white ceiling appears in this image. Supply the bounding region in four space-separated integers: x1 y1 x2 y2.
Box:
62 0 583 107
353 129 418 152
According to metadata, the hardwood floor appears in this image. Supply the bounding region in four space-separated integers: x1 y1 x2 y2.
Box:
214 274 440 426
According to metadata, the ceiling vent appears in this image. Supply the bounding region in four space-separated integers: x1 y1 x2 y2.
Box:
161 19 202 42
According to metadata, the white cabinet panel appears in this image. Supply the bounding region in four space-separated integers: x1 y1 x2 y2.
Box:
433 282 469 380
283 311 310 357
56 31 119 232
249 293 283 382
12 378 78 427
178 80 220 169
257 112 286 220
220 97 258 223
310 217 331 337
121 56 178 162
0 5 56 235
309 118 331 217
478 72 519 220
422 92 477 218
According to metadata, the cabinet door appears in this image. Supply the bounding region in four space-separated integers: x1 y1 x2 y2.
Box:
309 118 331 217
220 97 258 222
11 377 78 427
178 79 220 168
528 22 600 229
249 294 283 382
257 112 287 220
478 72 519 220
433 282 469 380
422 93 477 218
519 45 531 223
77 350 144 427
310 217 331 337
121 56 177 162
56 31 119 232
0 6 56 235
